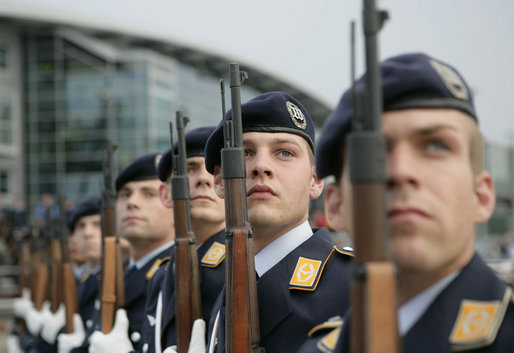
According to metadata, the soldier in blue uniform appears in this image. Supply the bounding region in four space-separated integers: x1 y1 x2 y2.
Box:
50 197 103 353
197 91 354 353
299 53 514 353
139 126 226 353
75 153 175 353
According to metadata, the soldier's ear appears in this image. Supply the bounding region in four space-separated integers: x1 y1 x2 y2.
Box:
213 165 225 199
473 171 496 224
309 166 324 200
158 183 173 209
324 182 346 231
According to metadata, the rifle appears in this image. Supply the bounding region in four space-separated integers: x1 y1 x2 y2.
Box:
170 112 202 352
348 2 399 353
56 196 79 333
31 225 49 311
221 64 263 353
47 206 63 313
100 140 125 333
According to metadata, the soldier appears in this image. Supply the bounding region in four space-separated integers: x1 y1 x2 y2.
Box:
76 153 175 353
301 53 514 352
56 197 103 353
199 91 354 353
139 126 226 353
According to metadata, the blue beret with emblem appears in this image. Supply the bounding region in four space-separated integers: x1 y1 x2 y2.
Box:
157 126 216 182
115 152 161 192
316 52 477 179
204 91 315 174
68 196 101 232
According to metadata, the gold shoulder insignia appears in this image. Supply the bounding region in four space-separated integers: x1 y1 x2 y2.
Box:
449 286 512 351
334 245 355 257
289 249 335 291
316 326 342 353
308 316 344 337
201 241 225 268
145 256 170 281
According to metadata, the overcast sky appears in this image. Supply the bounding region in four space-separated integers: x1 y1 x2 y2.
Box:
1 0 513 145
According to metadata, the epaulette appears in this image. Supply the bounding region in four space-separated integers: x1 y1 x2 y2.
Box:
449 286 512 351
308 316 344 337
145 256 171 281
200 241 225 268
334 245 355 257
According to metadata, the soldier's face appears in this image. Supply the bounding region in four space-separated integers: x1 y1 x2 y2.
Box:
116 179 174 242
74 214 102 263
331 109 495 279
220 132 323 245
187 156 225 226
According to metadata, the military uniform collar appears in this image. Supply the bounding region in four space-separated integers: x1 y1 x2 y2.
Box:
254 220 313 277
398 269 460 335
130 240 175 270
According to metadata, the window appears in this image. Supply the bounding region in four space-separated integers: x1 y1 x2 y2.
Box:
0 170 8 193
0 45 7 69
0 98 12 145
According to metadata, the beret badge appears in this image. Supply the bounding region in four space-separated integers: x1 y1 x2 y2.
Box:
429 59 469 101
286 101 307 130
154 154 162 170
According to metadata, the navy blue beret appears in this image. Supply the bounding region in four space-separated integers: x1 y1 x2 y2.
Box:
316 52 477 179
68 196 101 232
204 91 315 174
115 152 161 192
157 126 216 181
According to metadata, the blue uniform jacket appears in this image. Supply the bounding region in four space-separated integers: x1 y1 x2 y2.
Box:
298 253 514 353
124 245 173 351
77 272 100 329
70 245 172 353
208 227 353 353
139 230 225 353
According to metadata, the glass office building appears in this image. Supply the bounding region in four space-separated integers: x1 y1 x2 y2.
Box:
21 28 264 212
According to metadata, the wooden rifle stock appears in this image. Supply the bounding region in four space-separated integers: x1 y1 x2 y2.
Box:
56 197 79 333
221 65 263 353
170 112 202 352
349 2 399 353
31 227 49 311
100 141 125 333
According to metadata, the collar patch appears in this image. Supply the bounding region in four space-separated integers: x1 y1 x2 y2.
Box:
201 241 225 268
145 256 170 281
449 286 511 351
289 256 322 290
316 326 341 353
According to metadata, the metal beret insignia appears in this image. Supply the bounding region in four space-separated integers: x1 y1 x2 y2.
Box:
154 154 162 170
286 101 307 129
430 59 469 101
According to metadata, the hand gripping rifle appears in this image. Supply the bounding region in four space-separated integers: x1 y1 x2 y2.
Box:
56 196 79 333
221 64 263 353
100 141 125 333
170 112 202 352
349 2 399 353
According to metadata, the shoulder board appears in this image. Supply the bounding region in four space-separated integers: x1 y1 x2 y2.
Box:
200 241 225 268
449 285 512 351
334 245 354 257
308 316 344 337
145 256 171 281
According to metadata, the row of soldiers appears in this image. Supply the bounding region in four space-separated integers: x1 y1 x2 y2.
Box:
7 50 514 353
